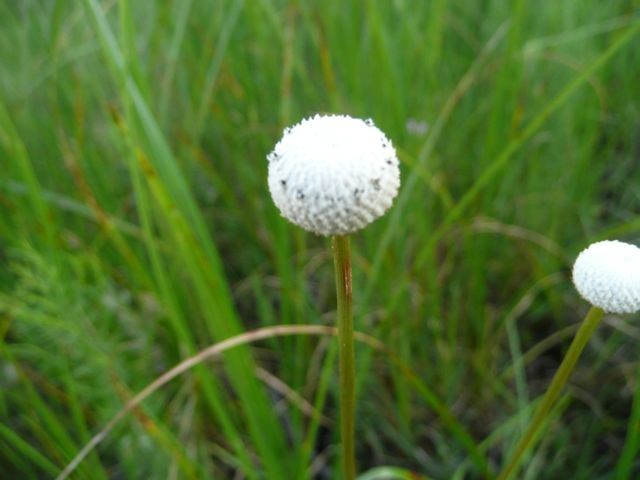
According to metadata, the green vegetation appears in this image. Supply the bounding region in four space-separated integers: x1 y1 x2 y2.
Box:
1 1 640 478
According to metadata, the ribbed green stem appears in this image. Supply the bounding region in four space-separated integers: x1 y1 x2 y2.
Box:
332 235 356 480
497 306 605 480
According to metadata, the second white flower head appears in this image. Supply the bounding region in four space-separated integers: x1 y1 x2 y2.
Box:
572 240 640 314
267 114 400 236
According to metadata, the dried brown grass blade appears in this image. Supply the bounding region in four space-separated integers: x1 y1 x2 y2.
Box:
57 325 345 480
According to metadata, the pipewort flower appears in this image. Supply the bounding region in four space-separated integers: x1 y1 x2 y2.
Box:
267 114 400 236
572 240 640 314
267 114 400 479
498 239 640 480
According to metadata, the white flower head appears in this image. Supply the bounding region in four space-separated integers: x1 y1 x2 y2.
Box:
572 240 640 314
267 114 400 236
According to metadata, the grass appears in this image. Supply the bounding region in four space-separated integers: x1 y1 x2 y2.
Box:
1 0 640 478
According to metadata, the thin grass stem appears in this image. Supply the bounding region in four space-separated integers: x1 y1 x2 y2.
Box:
497 306 604 480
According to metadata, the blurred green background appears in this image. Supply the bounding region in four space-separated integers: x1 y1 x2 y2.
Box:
1 1 640 478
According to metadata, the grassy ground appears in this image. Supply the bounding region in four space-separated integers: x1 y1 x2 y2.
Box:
1 1 640 478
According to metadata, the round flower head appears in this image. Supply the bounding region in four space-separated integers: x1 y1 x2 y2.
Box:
267 114 400 236
572 240 640 314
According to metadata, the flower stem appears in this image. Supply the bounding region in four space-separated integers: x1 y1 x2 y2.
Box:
496 306 605 480
332 235 356 480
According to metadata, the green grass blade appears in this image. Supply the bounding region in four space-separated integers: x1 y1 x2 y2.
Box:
0 422 60 477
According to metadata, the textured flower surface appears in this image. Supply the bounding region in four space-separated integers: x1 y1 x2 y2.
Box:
572 240 640 313
267 114 400 236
